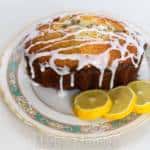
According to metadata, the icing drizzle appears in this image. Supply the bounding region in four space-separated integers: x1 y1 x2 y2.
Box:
23 13 146 94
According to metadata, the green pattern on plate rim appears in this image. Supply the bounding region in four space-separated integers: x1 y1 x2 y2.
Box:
7 49 139 134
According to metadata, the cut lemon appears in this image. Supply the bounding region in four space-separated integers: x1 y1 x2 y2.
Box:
73 90 112 120
128 80 150 114
104 86 137 120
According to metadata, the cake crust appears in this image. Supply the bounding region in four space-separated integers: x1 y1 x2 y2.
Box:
23 13 146 91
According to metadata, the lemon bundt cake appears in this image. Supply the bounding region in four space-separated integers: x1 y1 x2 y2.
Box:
23 13 147 91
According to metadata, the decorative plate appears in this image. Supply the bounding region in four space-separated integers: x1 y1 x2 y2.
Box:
0 12 150 142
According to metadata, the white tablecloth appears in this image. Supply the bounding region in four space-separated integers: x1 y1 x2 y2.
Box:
0 0 150 149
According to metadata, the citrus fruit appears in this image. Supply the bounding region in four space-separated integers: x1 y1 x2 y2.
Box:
104 86 137 120
73 90 112 120
128 80 150 114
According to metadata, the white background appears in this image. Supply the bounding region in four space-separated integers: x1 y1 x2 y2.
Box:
0 0 150 149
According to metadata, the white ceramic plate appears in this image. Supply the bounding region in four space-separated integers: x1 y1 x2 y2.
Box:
0 12 150 142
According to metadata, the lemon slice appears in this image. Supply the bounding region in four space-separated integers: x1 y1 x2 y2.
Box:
104 86 137 120
128 80 150 114
73 90 112 120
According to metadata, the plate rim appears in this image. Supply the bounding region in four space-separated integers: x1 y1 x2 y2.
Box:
0 10 150 142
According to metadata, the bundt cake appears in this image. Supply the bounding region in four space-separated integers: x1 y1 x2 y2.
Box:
23 13 147 92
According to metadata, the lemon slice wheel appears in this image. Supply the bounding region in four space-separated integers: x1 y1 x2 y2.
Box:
104 86 137 120
128 80 150 114
73 90 112 120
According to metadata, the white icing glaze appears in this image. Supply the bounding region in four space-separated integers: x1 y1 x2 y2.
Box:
58 76 65 97
40 63 46 72
25 28 110 53
24 13 146 93
99 69 105 87
70 73 75 87
109 60 119 89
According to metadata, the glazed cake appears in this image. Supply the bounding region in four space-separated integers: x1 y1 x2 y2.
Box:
23 13 147 92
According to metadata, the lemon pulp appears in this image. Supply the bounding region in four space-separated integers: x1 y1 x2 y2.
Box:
104 86 137 120
73 90 112 120
128 80 150 113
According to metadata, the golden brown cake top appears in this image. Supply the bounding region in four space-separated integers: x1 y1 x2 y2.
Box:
23 13 146 88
